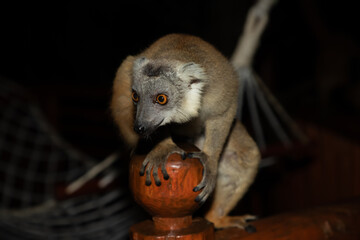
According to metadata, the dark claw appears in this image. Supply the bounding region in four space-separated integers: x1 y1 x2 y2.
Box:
181 152 187 160
153 173 161 186
161 163 169 180
193 186 201 192
245 224 257 233
139 169 145 176
194 195 206 205
187 153 194 158
145 179 152 186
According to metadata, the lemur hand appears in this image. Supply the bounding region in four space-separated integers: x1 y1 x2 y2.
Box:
188 152 216 204
139 144 186 187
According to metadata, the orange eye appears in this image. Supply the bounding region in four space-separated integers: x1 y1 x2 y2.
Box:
156 94 167 105
132 91 139 103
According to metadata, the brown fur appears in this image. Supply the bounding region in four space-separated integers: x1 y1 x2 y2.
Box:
111 34 260 229
111 56 138 148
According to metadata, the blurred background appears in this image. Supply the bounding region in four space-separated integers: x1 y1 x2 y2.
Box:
0 0 359 232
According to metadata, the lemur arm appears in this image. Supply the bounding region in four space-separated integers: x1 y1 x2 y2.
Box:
193 105 237 203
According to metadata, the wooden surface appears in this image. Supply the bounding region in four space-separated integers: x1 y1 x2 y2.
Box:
216 199 360 240
129 145 214 239
129 149 203 218
130 218 214 240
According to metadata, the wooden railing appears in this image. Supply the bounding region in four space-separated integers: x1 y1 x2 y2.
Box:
129 147 360 239
216 199 360 240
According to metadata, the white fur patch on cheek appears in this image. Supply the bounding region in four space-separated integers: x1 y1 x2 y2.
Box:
181 86 203 119
173 62 207 123
158 86 204 125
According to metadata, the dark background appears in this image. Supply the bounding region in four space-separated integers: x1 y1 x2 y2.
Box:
1 0 360 217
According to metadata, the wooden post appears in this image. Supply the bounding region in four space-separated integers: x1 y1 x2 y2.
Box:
129 145 214 240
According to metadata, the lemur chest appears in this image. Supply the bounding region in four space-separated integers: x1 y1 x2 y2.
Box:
171 118 204 139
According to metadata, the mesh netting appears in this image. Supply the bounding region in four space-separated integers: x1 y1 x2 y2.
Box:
0 79 143 239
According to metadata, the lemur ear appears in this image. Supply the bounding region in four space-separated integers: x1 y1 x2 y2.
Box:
133 57 149 72
177 62 207 84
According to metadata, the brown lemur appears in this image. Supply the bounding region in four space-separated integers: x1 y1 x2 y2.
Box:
111 34 260 230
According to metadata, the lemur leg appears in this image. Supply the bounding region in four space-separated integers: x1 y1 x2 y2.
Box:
205 121 260 229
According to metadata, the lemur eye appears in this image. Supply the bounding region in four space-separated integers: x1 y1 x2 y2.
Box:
156 94 168 105
132 91 139 103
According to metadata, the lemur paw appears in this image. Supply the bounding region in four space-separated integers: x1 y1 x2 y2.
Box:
139 146 185 187
207 215 257 231
187 152 216 204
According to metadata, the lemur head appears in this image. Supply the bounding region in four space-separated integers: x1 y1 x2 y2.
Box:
131 57 207 136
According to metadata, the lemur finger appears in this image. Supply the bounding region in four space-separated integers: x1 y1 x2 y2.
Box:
145 162 153 186
193 164 207 192
139 158 150 176
194 189 209 204
187 152 203 160
161 161 169 180
152 164 162 186
193 179 206 192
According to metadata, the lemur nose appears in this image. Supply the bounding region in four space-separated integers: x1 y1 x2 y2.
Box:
134 124 145 135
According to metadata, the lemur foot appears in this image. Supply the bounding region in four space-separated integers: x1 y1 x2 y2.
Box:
139 145 185 187
208 215 257 232
187 152 216 204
